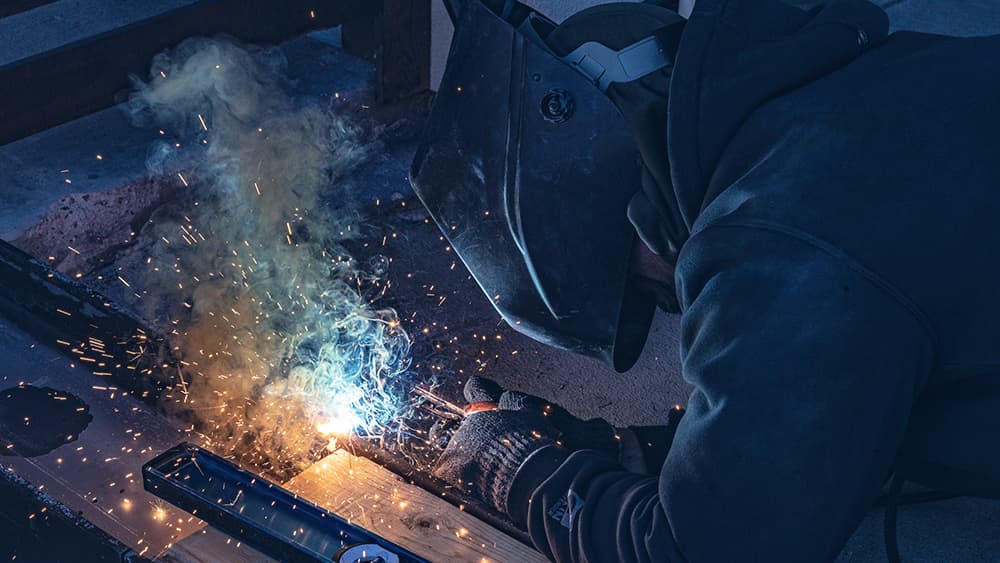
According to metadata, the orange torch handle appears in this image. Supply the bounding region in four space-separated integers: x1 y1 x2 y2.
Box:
464 401 499 414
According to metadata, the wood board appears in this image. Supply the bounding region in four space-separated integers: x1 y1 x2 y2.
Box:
161 527 273 563
164 449 548 563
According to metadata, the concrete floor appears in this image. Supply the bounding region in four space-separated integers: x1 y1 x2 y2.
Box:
1 3 999 561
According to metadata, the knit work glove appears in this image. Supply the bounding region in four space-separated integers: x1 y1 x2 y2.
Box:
432 377 559 514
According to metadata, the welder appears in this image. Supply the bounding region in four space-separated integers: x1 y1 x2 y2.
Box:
409 0 1000 560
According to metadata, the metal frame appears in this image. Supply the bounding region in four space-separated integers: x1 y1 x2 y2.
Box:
0 464 147 562
0 240 175 403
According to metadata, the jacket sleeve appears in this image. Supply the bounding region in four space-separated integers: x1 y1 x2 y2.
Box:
520 225 935 562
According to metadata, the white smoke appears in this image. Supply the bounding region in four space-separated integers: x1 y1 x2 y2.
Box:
127 37 412 474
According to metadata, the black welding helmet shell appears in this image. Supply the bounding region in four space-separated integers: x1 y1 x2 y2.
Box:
410 0 683 371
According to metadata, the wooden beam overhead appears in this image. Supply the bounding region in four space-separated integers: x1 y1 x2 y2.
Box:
343 0 432 104
0 0 364 146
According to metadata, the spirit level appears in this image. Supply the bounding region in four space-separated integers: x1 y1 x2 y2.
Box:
143 443 429 563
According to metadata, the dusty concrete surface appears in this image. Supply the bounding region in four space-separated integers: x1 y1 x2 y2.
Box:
0 102 182 242
839 497 1000 562
11 176 183 276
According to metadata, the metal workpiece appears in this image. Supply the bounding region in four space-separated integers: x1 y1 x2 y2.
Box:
143 443 430 563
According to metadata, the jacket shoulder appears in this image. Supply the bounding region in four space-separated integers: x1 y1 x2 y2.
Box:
677 221 937 345
669 0 889 226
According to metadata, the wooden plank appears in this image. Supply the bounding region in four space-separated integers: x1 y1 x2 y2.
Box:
341 3 381 62
0 0 58 18
164 450 547 563
161 527 274 563
285 450 546 562
343 0 431 103
0 0 364 146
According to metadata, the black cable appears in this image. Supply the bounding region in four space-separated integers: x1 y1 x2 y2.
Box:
884 471 906 563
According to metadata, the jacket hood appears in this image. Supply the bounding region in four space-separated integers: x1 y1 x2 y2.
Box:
666 0 889 236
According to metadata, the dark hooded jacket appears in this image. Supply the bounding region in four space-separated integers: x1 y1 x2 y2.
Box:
513 0 1000 560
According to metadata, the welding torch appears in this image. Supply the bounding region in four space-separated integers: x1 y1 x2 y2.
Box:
411 385 497 418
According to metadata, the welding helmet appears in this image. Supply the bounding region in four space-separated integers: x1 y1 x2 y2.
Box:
410 0 685 371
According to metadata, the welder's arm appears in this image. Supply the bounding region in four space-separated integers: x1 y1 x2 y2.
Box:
515 226 935 562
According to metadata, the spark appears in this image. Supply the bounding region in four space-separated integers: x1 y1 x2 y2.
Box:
125 38 419 477
152 505 167 521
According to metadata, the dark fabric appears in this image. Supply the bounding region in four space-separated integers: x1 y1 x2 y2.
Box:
508 445 571 526
521 0 1000 561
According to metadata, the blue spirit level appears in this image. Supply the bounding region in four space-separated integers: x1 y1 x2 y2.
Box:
143 443 429 563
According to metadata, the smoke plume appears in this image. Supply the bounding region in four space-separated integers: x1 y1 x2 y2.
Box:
127 37 412 475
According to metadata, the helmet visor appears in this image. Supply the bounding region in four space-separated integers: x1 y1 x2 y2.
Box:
409 0 654 370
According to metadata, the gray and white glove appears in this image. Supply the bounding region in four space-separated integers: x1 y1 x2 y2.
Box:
432 377 684 523
432 377 563 517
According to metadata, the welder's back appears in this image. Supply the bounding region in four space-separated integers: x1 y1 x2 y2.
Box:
691 22 1000 495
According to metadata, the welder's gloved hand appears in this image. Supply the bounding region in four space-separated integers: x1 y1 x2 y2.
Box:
432 377 566 520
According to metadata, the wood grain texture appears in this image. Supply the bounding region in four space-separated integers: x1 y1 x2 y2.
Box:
165 449 548 563
282 450 547 562
161 526 274 563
